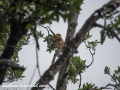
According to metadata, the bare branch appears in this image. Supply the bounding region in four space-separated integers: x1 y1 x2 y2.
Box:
48 83 56 90
39 24 50 35
28 67 37 90
40 25 56 36
79 73 82 89
33 3 41 77
84 41 96 68
47 26 56 35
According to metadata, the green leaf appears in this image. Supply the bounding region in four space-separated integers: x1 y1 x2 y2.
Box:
9 7 16 12
100 30 106 45
25 23 33 29
117 75 120 82
104 66 110 74
0 1 3 6
118 66 120 72
104 19 106 27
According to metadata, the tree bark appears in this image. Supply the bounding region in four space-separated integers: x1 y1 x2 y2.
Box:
56 12 78 90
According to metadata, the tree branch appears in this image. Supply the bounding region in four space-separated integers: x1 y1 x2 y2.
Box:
31 1 120 90
0 0 28 84
94 23 120 42
100 83 120 89
84 41 96 68
0 59 25 71
56 12 78 90
79 73 82 89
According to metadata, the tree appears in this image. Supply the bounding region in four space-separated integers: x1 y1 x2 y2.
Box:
0 0 120 90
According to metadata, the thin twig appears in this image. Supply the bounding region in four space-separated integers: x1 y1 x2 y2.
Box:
32 4 40 50
47 26 56 35
84 41 95 68
28 4 41 87
34 5 56 90
27 66 37 90
38 25 56 90
108 73 118 84
39 24 49 35
48 83 56 90
40 25 57 66
79 73 82 89
100 83 120 89
34 3 41 77
87 48 95 68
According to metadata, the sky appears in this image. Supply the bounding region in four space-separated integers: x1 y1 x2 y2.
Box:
1 0 120 90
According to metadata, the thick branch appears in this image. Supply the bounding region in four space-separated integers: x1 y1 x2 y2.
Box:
0 19 28 84
0 59 25 71
31 1 120 90
64 12 79 46
56 12 78 90
0 1 28 83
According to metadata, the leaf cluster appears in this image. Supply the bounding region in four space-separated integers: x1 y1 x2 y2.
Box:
100 13 120 44
67 56 86 84
104 66 120 85
0 0 83 81
44 34 56 53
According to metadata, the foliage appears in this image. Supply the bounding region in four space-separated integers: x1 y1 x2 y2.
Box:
67 32 101 89
44 35 56 53
67 56 86 84
100 13 120 44
81 83 96 90
5 67 25 82
0 0 83 83
104 66 120 89
0 0 120 90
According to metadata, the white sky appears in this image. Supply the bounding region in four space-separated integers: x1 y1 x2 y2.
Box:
1 0 120 90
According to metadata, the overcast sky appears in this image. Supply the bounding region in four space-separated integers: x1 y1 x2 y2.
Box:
1 0 120 90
